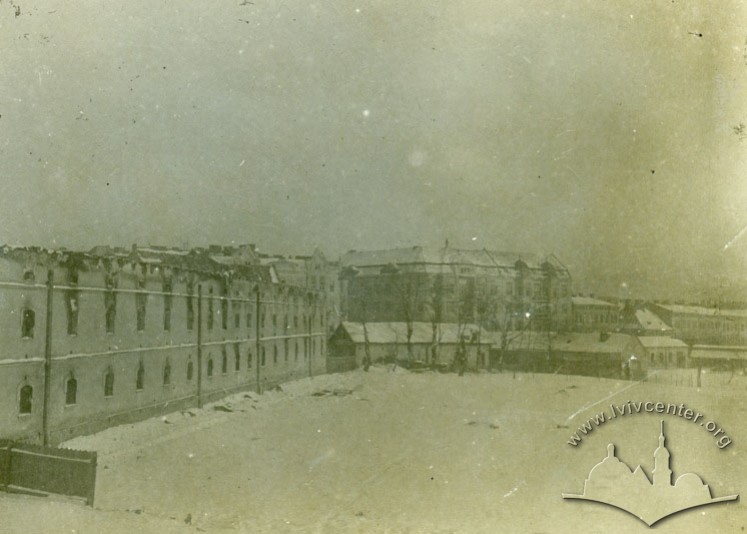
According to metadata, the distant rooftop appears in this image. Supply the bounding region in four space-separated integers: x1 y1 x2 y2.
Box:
572 296 615 307
635 309 673 332
637 336 688 348
655 303 747 318
341 246 568 272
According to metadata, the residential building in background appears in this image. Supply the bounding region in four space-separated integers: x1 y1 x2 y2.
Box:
648 303 747 346
340 245 572 332
571 296 619 332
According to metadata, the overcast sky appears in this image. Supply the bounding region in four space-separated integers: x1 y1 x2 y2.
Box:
1 1 745 300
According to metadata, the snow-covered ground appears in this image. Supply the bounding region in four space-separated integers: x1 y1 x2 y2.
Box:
1 367 745 532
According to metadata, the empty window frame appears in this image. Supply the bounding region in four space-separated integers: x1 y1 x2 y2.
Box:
163 279 173 331
163 360 171 386
65 374 78 406
136 279 147 332
19 385 32 414
104 290 116 333
104 369 114 397
136 361 145 390
66 290 80 335
21 308 35 338
186 286 195 331
207 288 214 330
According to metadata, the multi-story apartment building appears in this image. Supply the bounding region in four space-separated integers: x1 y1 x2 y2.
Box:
340 246 572 332
571 296 620 332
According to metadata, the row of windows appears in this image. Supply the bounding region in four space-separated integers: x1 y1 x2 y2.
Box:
19 298 322 338
15 340 325 415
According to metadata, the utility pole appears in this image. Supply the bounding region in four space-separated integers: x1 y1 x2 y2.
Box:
42 269 54 446
308 293 314 379
255 285 262 394
196 284 203 408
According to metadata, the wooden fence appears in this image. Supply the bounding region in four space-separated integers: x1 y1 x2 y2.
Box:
0 440 97 506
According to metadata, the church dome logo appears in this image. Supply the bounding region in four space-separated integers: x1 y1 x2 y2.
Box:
563 421 738 526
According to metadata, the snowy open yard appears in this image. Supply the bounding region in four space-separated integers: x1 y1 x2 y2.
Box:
1 367 746 533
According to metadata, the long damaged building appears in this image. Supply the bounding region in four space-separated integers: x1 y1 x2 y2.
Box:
0 244 328 444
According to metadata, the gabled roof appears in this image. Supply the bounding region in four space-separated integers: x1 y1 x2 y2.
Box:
339 321 487 345
637 336 688 349
635 309 673 332
552 333 636 354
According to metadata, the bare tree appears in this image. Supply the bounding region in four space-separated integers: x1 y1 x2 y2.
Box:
383 263 422 365
453 277 476 373
427 272 445 367
474 280 500 369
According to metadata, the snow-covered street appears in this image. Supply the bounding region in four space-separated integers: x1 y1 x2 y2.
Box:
1 368 744 532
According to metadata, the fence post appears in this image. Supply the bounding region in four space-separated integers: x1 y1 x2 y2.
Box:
308 294 313 379
197 285 203 408
42 270 54 447
86 452 97 506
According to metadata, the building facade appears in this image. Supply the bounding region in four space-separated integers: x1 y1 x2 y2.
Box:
340 246 572 332
259 247 342 335
0 244 327 445
571 296 620 332
327 321 490 372
649 303 747 346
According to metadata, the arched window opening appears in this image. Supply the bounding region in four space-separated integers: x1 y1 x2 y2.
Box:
136 362 145 390
187 360 194 381
104 369 114 397
21 308 35 338
163 360 171 386
207 358 214 377
65 375 78 405
221 347 228 374
19 385 32 414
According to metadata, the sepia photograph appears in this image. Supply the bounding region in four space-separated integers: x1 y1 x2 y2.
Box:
0 1 746 532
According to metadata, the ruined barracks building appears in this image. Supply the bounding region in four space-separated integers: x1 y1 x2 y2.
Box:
339 246 572 332
0 244 328 445
258 247 342 335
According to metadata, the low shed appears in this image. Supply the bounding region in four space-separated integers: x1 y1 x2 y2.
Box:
551 332 647 379
327 322 490 372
